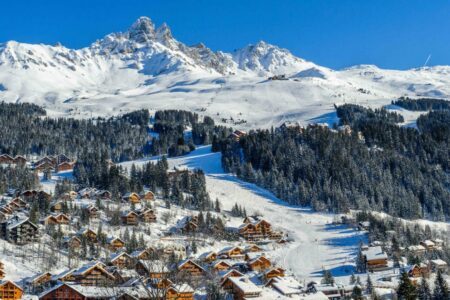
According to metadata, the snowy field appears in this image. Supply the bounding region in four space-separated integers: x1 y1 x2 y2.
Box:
120 146 368 283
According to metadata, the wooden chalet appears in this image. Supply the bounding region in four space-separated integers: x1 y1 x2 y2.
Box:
25 272 52 293
50 201 64 213
176 216 198 234
166 283 194 300
198 251 217 263
42 213 70 225
112 268 140 284
0 154 14 165
221 276 262 300
0 280 23 300
362 246 389 271
420 240 436 251
138 208 157 223
220 269 244 283
35 156 56 167
121 211 139 226
430 259 448 273
244 244 263 253
140 190 155 201
136 260 170 279
218 246 245 259
407 264 429 278
71 262 115 286
122 192 141 204
0 217 39 244
263 267 285 281
84 205 99 219
34 161 55 172
407 245 427 255
40 283 151 300
177 259 206 277
57 161 74 172
211 261 232 273
106 237 125 252
10 198 27 209
64 236 82 250
13 156 27 166
77 228 97 243
247 255 272 272
131 247 155 261
108 252 134 269
229 130 247 142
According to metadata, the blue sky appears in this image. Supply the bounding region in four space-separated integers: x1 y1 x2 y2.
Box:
1 0 449 69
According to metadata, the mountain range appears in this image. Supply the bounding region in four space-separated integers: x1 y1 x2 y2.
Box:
1 16 449 128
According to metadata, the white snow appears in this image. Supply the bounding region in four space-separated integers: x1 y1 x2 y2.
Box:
1 17 450 129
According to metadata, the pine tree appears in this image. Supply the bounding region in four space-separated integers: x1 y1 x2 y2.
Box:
417 277 432 300
321 270 334 285
351 285 363 300
366 275 373 295
397 271 417 300
433 270 449 300
349 273 356 285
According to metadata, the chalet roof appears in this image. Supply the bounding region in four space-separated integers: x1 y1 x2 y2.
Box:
106 236 124 244
121 210 138 217
52 268 76 281
362 246 388 261
198 250 217 260
40 283 151 299
130 249 148 258
248 255 271 265
170 283 194 293
76 227 96 236
268 276 302 296
177 259 205 272
227 276 262 294
24 272 52 284
220 269 244 279
137 260 170 273
421 240 435 247
109 252 131 262
73 261 108 276
5 217 38 230
0 280 23 291
430 259 448 266
212 260 232 268
175 216 197 229
407 245 426 251
218 246 243 256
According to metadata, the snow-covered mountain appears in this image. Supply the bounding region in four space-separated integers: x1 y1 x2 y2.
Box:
1 16 450 128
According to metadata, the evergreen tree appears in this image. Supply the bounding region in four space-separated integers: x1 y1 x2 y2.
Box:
397 271 417 300
433 270 449 300
417 277 432 300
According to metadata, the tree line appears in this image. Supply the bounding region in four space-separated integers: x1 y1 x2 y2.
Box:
219 104 450 220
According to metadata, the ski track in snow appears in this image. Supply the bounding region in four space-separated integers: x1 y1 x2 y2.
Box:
120 145 368 282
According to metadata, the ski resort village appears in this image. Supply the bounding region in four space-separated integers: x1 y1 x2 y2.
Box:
0 10 450 300
0 105 448 300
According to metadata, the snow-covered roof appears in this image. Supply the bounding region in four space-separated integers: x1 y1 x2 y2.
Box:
198 250 216 260
421 240 435 247
269 276 302 296
170 283 194 293
407 245 426 251
362 246 388 261
227 276 262 294
73 261 107 276
430 259 448 266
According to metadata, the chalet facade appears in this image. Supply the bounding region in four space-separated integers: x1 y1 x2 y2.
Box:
221 276 262 300
176 259 205 277
362 246 389 271
122 192 141 204
106 237 125 252
138 208 157 223
0 217 39 244
0 280 23 300
121 211 139 226
108 252 133 269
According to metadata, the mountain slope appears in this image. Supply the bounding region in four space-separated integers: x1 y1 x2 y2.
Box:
0 16 450 127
